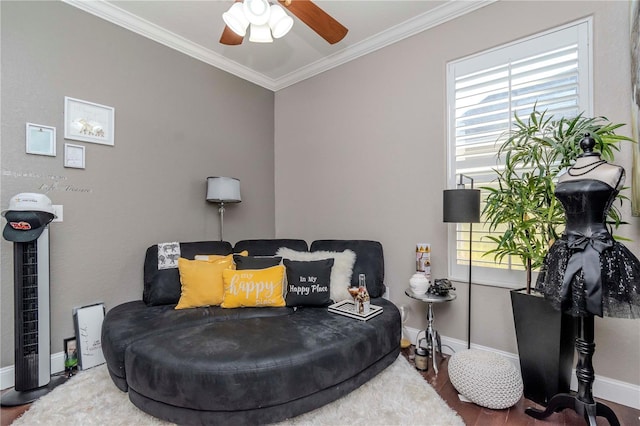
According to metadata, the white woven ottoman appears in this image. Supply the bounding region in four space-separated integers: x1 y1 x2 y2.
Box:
448 349 523 409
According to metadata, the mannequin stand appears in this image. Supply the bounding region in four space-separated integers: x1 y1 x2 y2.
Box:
525 315 619 426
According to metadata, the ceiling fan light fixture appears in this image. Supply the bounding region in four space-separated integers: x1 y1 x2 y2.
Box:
243 0 270 26
268 4 293 39
220 0 348 46
223 3 249 36
249 23 273 43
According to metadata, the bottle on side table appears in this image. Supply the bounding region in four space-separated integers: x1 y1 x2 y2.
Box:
356 274 370 314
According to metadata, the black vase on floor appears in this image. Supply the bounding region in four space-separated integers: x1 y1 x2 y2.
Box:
511 288 575 405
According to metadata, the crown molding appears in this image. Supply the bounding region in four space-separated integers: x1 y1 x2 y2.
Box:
62 0 496 92
273 0 496 90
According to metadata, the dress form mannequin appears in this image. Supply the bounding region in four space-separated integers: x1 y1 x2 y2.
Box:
529 134 640 425
537 134 639 318
558 134 625 190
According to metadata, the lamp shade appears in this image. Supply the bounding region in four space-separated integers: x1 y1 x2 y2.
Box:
223 2 249 36
249 24 273 43
243 0 270 25
443 189 480 223
207 177 241 203
268 4 293 38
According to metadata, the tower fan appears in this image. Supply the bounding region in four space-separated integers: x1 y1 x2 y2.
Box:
1 193 66 406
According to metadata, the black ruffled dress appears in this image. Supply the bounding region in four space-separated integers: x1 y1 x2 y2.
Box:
535 179 640 318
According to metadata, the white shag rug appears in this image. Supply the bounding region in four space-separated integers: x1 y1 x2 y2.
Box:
14 356 463 426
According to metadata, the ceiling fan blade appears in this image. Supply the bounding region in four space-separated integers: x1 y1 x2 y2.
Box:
279 0 348 44
220 25 244 45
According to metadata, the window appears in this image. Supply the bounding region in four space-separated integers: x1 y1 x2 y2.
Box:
446 19 592 287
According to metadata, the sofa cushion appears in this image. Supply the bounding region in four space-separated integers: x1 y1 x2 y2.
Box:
175 256 234 310
310 240 386 298
144 241 233 306
234 255 282 270
276 247 355 302
101 301 213 387
124 298 400 413
221 265 286 308
233 239 308 256
101 301 295 390
284 259 334 307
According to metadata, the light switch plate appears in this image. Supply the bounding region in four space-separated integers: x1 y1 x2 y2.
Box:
52 205 63 222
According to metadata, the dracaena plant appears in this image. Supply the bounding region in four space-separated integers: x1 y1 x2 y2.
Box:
481 107 633 293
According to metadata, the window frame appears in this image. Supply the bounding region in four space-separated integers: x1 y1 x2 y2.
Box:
445 18 593 288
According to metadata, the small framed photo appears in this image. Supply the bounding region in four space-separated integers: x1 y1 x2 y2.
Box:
64 143 85 169
64 96 115 146
26 123 56 156
63 337 78 376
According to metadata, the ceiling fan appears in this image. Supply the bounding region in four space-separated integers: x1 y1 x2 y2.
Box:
220 0 348 45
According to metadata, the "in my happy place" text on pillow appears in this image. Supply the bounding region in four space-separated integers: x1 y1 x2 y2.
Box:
289 275 328 296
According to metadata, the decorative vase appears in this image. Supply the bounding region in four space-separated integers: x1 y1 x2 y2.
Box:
409 273 429 295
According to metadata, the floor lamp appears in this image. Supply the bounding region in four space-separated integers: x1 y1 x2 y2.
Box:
443 174 480 349
206 177 241 241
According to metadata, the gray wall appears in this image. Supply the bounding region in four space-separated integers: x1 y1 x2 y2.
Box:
1 1 275 366
275 1 640 386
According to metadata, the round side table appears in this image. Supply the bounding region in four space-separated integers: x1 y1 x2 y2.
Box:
405 289 456 374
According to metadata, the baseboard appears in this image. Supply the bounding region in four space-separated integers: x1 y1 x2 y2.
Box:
0 352 65 391
405 326 640 410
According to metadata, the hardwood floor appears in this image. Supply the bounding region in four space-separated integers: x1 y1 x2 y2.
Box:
0 402 23 426
402 348 640 426
1 350 639 425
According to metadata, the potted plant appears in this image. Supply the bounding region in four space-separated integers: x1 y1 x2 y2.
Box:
481 107 632 404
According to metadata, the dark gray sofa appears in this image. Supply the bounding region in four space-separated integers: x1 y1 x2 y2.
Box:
101 239 401 425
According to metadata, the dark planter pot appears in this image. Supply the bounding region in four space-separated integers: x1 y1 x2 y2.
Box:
510 288 575 405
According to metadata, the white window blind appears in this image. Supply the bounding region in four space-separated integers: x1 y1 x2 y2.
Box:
446 19 592 287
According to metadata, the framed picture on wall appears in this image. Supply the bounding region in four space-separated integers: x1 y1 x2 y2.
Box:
26 123 56 156
64 143 85 169
64 97 115 146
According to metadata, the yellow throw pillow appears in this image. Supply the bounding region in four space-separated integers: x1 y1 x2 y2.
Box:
194 250 248 261
221 265 286 308
175 256 235 309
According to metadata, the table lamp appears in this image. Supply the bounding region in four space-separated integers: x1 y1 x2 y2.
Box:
206 176 241 241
